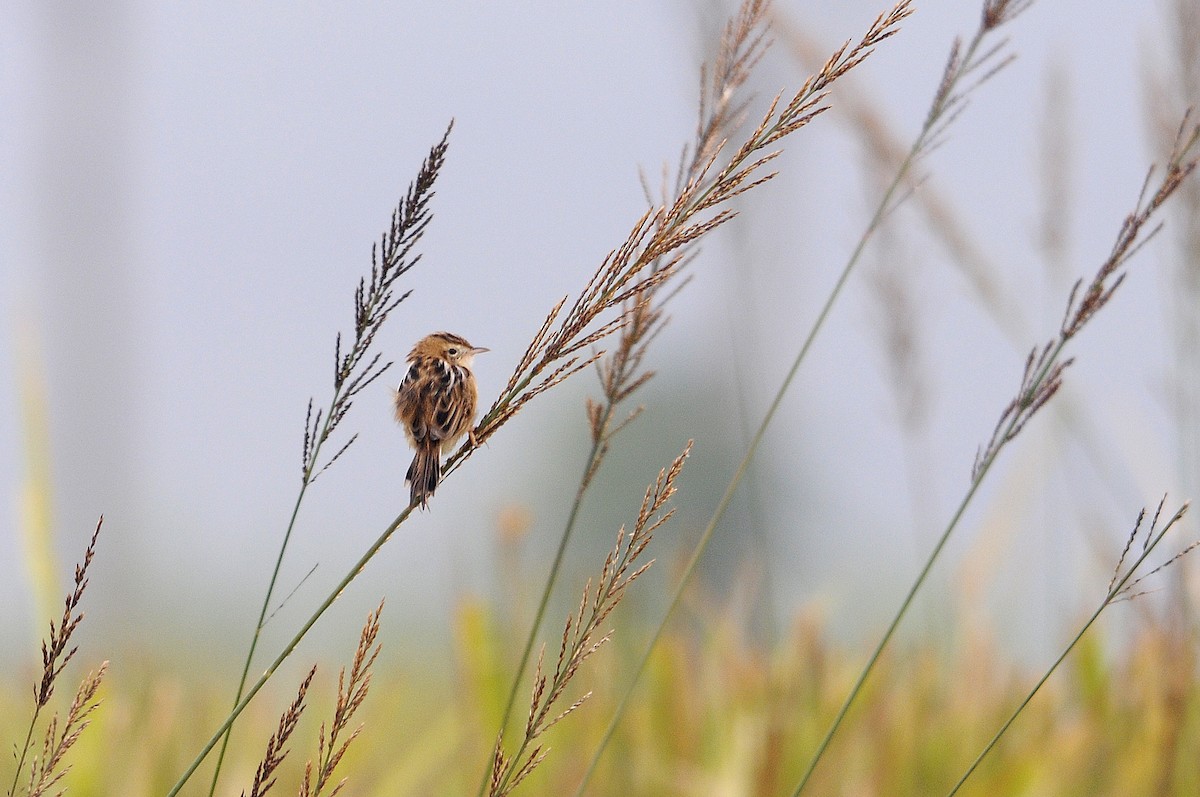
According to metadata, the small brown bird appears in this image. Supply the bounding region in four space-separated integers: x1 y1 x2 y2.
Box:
394 332 487 508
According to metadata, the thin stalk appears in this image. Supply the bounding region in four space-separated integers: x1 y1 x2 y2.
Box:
8 711 40 797
202 121 449 793
167 500 418 797
10 518 101 797
792 431 999 793
790 339 1064 794
205 392 339 796
946 608 1099 795
798 108 1200 791
945 505 1188 795
570 402 754 794
572 52 930 797
475 406 612 797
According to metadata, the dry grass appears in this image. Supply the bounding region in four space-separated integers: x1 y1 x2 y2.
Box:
202 123 454 797
8 600 1200 795
245 666 315 797
487 447 689 796
7 518 105 797
451 0 914 465
241 602 384 797
298 602 384 797
174 3 921 793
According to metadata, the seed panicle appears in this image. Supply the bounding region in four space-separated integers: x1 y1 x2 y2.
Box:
11 518 106 797
972 115 1199 483
303 122 454 482
487 444 692 796
299 601 384 797
1108 498 1195 604
245 666 316 797
446 2 912 483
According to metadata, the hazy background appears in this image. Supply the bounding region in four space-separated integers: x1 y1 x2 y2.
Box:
2 0 1195 673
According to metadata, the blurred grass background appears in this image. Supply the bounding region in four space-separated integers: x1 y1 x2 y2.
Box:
4 594 1199 795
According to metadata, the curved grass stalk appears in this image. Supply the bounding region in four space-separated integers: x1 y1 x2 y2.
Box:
477 281 673 796
788 371 1045 794
571 165 918 791
167 501 418 797
488 449 688 797
946 500 1192 795
8 519 102 797
205 409 331 797
181 2 922 790
203 123 452 795
791 113 1200 794
570 11 935 795
576 3 1177 791
473 407 611 797
476 5 919 787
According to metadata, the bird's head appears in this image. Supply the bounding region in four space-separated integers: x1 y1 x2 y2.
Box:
412 332 488 368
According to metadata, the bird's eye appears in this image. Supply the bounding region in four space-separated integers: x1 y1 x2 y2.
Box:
447 347 459 357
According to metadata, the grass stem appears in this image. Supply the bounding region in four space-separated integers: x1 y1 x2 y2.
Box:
572 20 929 796
945 502 1191 795
205 406 333 797
167 502 418 797
475 412 611 797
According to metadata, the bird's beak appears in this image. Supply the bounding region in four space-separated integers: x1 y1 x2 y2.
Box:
471 346 490 355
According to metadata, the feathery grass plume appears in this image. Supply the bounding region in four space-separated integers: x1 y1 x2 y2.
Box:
948 499 1195 794
480 2 774 783
584 0 779 447
207 123 453 797
478 3 905 781
487 445 691 797
921 1 1035 162
480 281 679 796
7 517 103 797
778 10 1158 539
298 602 384 797
567 5 918 793
774 11 1023 339
1059 114 1199 339
445 0 914 476
840 0 1034 287
1107 499 1200 604
304 121 454 483
20 663 107 797
245 666 316 797
773 0 1037 339
792 112 1200 795
855 0 1038 235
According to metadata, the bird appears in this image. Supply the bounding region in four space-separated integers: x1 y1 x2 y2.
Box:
394 331 487 508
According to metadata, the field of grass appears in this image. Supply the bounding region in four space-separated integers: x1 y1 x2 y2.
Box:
6 0 1200 795
5 599 1200 795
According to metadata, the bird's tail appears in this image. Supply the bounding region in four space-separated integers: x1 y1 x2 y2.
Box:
406 444 441 509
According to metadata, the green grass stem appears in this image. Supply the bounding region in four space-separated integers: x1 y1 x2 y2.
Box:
167 501 418 797
474 406 612 797
945 502 1191 795
204 399 336 797
571 128 916 792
